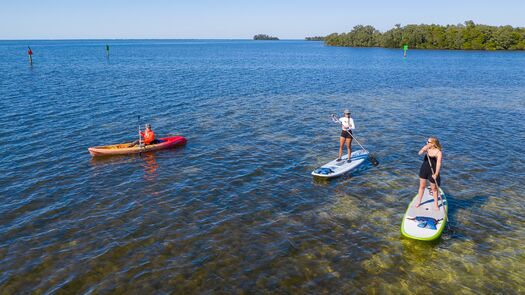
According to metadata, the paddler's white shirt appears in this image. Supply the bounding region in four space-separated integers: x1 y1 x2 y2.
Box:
339 117 355 130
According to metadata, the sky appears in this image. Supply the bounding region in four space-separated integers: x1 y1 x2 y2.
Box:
0 0 523 39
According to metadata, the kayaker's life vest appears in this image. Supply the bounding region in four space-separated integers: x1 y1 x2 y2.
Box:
141 129 155 145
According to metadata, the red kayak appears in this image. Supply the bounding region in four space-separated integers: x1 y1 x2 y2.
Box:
88 136 186 157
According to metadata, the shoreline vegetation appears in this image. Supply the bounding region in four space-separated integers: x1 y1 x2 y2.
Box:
324 21 525 50
305 36 325 41
254 34 279 40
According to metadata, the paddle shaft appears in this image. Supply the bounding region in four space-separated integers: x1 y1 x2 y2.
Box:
345 129 368 154
426 152 447 217
138 116 142 146
332 114 371 155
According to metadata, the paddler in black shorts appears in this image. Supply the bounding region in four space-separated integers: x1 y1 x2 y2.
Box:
337 109 355 163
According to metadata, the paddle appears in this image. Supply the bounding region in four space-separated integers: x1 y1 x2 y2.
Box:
426 153 448 219
137 115 145 156
138 115 142 147
331 114 379 166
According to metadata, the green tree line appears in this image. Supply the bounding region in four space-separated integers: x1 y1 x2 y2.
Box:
254 34 279 40
305 36 325 41
324 21 525 50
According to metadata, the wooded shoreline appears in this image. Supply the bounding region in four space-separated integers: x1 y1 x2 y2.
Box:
323 21 525 50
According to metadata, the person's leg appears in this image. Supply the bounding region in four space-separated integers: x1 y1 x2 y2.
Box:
128 140 139 147
430 181 439 210
415 178 426 207
346 137 353 161
338 136 345 160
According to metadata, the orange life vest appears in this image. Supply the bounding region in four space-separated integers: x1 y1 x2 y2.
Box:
141 129 155 145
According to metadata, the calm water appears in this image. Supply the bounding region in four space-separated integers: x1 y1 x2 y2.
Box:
1 40 524 293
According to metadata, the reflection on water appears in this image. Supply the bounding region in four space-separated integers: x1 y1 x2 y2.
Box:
141 153 159 181
90 154 138 166
90 151 161 181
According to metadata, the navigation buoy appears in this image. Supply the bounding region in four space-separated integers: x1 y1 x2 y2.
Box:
403 44 408 58
28 46 33 64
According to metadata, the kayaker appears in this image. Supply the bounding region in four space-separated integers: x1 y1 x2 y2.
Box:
129 124 159 146
337 109 355 162
415 137 443 210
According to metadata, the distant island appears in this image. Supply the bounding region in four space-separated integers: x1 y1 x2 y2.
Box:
305 36 325 41
324 21 525 50
254 34 279 40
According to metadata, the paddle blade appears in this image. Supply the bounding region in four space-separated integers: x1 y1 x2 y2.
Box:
369 154 379 166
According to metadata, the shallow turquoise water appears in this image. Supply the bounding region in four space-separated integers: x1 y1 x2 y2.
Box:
0 40 524 293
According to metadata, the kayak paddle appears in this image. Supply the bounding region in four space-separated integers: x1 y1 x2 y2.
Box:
137 115 145 156
138 115 142 147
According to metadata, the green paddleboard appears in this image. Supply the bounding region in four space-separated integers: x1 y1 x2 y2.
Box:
401 187 448 241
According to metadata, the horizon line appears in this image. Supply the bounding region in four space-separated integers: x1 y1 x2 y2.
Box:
0 38 317 41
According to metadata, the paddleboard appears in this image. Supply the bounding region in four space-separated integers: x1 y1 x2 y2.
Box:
311 149 369 178
401 187 448 241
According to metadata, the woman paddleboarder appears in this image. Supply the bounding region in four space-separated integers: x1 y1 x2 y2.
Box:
415 137 443 210
336 109 355 162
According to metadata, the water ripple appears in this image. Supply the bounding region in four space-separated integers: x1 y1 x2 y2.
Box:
0 40 524 293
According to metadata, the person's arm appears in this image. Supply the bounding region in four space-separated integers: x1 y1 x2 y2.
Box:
433 151 442 178
418 144 429 155
339 117 346 129
348 118 355 130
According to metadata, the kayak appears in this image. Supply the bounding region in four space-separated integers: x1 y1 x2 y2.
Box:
88 136 186 157
401 187 448 241
311 149 369 178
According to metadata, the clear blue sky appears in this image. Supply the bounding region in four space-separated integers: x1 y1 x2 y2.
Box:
0 0 523 39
